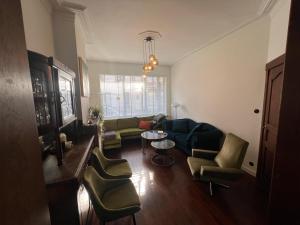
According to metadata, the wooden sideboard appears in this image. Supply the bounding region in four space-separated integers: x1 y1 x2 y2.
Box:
43 134 97 225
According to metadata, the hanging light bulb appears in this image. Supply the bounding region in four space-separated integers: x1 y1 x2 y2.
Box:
147 63 154 71
149 54 155 62
143 64 148 72
142 74 147 79
151 58 159 66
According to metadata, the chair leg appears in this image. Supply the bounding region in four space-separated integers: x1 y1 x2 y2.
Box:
214 182 230 189
209 181 214 196
132 214 137 225
209 180 230 196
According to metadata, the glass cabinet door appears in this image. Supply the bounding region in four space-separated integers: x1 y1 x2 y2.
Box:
58 69 75 124
30 67 52 131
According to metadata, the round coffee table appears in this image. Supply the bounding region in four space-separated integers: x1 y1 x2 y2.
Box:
141 130 167 154
150 139 175 167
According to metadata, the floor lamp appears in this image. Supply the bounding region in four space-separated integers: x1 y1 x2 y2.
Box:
172 103 180 119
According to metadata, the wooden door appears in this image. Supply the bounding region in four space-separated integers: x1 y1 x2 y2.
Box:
257 55 285 190
0 1 51 225
268 0 300 224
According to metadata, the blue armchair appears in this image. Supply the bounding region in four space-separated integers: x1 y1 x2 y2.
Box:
160 119 223 155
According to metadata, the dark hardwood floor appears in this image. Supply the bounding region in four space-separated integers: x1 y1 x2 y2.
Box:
88 140 268 225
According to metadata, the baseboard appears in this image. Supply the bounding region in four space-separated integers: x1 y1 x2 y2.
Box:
242 165 257 177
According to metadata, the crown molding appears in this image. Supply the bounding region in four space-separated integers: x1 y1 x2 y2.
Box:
257 0 278 15
40 0 53 14
76 10 95 44
173 0 279 66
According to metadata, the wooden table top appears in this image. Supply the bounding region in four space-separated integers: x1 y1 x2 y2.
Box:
43 135 94 186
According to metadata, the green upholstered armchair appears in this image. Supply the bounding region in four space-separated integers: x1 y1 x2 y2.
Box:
90 147 132 179
187 133 249 196
83 166 141 225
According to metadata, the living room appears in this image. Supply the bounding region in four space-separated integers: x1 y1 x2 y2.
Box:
1 1 299 225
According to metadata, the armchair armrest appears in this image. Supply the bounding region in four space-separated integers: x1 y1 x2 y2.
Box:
152 121 162 130
192 149 218 160
200 166 244 180
186 124 201 142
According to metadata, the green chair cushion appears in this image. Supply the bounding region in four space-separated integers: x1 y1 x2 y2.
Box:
106 161 132 179
103 119 118 131
102 181 140 209
117 117 139 130
118 128 144 137
187 157 217 177
103 132 121 146
103 144 122 150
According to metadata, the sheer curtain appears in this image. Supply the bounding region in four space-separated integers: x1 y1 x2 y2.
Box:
100 74 167 118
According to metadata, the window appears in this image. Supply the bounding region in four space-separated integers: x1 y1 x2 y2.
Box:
100 74 167 118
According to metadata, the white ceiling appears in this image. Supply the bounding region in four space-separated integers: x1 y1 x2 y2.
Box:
69 0 271 65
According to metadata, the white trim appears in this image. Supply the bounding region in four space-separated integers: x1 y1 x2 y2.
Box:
172 0 279 66
40 0 53 14
242 165 257 177
173 15 265 66
76 10 96 44
257 0 278 16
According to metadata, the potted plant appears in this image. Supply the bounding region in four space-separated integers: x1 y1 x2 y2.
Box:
89 106 103 120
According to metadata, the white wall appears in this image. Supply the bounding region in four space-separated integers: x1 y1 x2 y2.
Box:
21 0 55 56
87 60 172 115
171 16 271 176
267 0 291 61
75 17 90 124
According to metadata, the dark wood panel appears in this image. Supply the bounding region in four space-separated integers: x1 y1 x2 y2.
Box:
257 55 284 190
0 1 51 225
268 0 300 224
44 135 96 225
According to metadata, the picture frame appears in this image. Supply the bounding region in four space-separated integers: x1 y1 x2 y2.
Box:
78 57 90 97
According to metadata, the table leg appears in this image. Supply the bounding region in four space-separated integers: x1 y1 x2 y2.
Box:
142 138 145 154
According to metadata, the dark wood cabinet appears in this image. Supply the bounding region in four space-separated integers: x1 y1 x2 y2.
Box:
44 134 97 225
257 55 285 191
28 51 77 164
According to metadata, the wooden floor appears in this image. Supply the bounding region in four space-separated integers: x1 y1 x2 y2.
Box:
89 140 268 225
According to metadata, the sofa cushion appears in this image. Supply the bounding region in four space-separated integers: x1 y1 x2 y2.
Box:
165 131 180 141
174 133 189 144
162 120 173 131
139 120 152 130
119 128 144 137
103 131 117 141
103 132 121 146
172 119 188 133
103 119 118 131
117 117 139 130
187 157 217 177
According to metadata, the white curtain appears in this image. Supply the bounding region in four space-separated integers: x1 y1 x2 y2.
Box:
100 74 167 118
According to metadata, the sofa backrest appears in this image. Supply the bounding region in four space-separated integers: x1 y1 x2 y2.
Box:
103 119 118 131
117 117 139 129
215 133 249 168
187 119 198 131
138 116 154 121
172 119 189 133
162 119 173 131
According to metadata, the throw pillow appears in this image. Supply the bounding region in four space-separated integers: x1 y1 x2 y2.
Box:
139 120 152 130
172 119 188 133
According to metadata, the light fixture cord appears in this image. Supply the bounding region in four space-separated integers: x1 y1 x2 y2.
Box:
143 39 146 65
